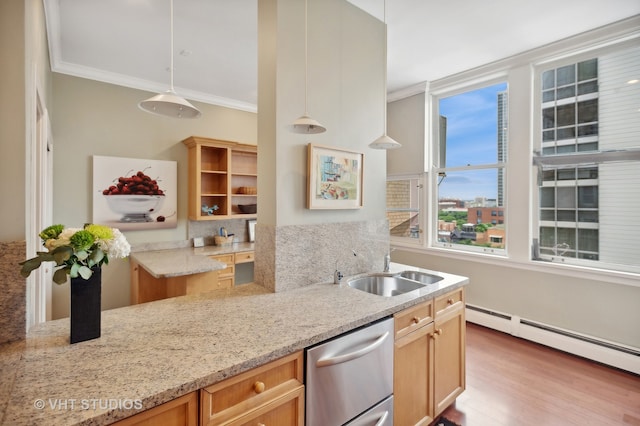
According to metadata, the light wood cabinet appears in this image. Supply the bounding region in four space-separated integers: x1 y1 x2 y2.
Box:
131 251 255 304
113 391 198 426
210 253 235 288
394 300 435 426
433 288 466 416
130 259 226 304
393 288 465 425
182 136 257 221
200 351 304 426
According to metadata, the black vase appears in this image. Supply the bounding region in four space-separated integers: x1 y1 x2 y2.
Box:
70 267 102 344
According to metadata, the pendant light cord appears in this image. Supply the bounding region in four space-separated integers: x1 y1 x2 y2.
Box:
382 0 388 133
304 0 309 116
169 0 175 92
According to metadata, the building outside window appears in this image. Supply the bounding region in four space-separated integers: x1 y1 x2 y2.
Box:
533 43 640 273
386 175 423 244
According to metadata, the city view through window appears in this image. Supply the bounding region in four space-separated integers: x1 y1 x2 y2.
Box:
437 82 508 249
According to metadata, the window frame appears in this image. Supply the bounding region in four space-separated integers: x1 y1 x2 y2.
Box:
429 77 509 257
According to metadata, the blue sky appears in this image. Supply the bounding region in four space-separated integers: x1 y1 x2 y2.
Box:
438 82 507 201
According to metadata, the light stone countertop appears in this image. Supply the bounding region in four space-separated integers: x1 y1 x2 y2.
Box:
0 263 468 426
130 242 255 278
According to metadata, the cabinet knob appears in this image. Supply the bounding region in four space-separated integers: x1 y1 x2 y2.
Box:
253 381 266 394
447 298 454 305
412 316 420 324
429 329 442 340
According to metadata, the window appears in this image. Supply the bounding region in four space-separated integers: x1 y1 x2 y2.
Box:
386 175 423 244
433 82 508 252
387 20 638 281
533 43 640 273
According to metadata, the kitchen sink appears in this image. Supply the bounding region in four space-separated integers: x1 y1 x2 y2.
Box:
399 270 444 285
347 275 426 297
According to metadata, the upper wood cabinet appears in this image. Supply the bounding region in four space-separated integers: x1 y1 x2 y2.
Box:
182 136 257 220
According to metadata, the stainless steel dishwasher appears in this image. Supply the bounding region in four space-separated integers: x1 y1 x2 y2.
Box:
306 317 394 426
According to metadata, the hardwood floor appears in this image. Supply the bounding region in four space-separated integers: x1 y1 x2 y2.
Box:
440 323 640 426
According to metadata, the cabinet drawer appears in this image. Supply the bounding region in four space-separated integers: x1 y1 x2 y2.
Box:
201 351 304 426
217 277 234 289
226 386 304 426
114 391 198 426
235 251 255 264
434 288 464 318
211 254 235 277
394 299 433 340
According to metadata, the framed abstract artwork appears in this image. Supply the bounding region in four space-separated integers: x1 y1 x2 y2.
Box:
307 144 363 209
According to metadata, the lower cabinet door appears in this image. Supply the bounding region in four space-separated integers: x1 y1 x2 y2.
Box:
113 392 198 426
227 386 304 426
394 321 435 426
433 307 466 417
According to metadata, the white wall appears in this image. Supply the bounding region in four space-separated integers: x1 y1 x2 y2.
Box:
259 0 387 228
387 92 426 176
49 74 257 318
0 0 26 241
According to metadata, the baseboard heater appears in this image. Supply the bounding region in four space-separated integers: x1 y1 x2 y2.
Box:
465 304 640 375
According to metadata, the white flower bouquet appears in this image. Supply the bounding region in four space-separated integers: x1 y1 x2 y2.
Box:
20 224 131 284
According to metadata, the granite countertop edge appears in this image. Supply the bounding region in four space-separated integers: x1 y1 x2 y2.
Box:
0 262 468 426
130 242 255 278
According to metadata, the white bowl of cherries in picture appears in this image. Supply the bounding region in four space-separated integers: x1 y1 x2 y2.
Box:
103 170 165 223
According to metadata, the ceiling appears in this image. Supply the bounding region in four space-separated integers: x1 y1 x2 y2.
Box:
44 0 640 113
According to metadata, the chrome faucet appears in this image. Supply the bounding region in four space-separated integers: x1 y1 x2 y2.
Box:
383 248 395 272
334 250 357 284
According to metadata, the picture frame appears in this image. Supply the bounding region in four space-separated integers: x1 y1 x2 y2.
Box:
307 144 363 209
92 156 177 230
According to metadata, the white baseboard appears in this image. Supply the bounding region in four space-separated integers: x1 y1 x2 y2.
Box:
465 305 640 375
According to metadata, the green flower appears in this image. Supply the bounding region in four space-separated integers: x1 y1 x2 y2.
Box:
69 230 95 252
20 223 130 285
85 224 113 241
39 224 64 242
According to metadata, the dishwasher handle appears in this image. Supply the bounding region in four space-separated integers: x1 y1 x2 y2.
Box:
316 331 390 367
375 411 389 426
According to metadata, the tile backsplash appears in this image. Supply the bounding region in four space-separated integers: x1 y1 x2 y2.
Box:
188 219 253 246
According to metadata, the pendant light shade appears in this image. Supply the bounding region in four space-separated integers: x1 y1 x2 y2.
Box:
370 134 401 149
291 0 326 134
292 114 326 134
139 0 201 119
369 0 400 149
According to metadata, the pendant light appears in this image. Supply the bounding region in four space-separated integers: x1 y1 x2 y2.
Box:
291 0 326 134
139 0 201 119
369 0 401 149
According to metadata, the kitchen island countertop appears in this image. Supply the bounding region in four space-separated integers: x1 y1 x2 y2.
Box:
0 262 468 425
130 242 255 278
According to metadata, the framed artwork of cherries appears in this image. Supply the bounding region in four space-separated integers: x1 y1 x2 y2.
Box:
92 155 177 230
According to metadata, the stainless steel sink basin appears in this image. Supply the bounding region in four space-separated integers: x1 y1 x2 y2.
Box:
399 270 444 285
347 275 426 297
